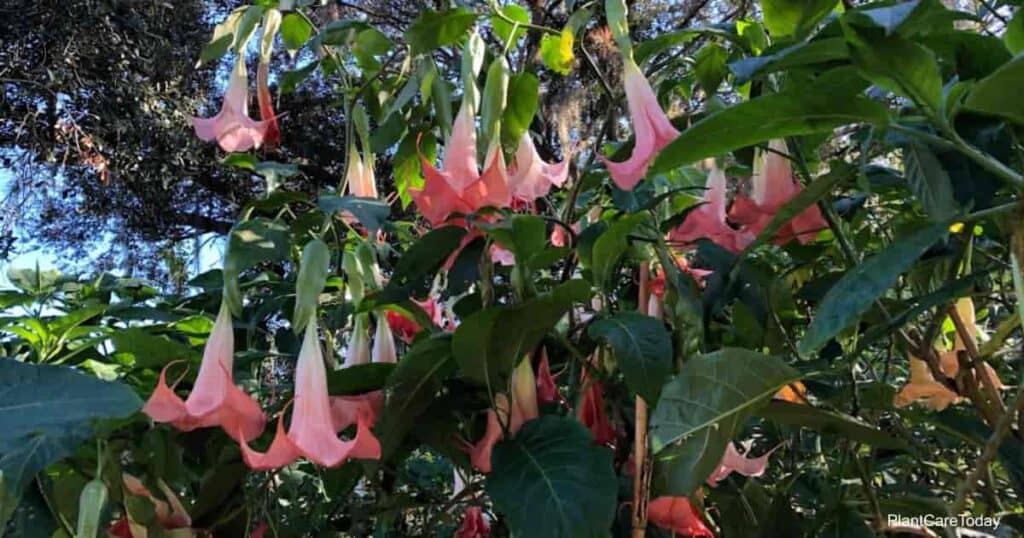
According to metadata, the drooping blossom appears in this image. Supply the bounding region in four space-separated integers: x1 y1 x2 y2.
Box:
386 297 444 343
329 314 397 432
411 98 511 227
114 473 196 537
345 144 378 199
669 164 752 254
601 57 680 191
706 440 780 487
466 359 540 473
647 496 713 537
256 61 280 148
774 381 808 404
577 379 616 446
507 133 569 202
535 348 559 404
728 139 827 245
893 355 961 411
191 59 273 153
143 303 266 442
342 313 371 369
240 321 381 469
452 469 491 538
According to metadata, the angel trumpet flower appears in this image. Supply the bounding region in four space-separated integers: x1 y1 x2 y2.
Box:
467 360 540 473
386 296 444 343
705 440 780 487
507 133 569 202
142 303 265 442
728 139 827 244
342 314 371 369
669 164 752 254
345 144 378 199
240 321 381 469
893 355 961 411
328 314 397 432
191 60 272 153
602 57 680 191
453 470 491 538
577 379 615 446
647 497 713 538
535 348 559 404
256 61 280 147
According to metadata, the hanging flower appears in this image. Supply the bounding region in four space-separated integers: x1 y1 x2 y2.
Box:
142 303 265 442
466 360 540 473
457 506 491 538
345 144 378 199
535 348 559 404
507 133 569 202
669 164 752 254
728 139 827 245
601 57 680 191
116 473 197 537
706 440 780 487
893 355 961 411
341 313 371 369
329 314 397 432
191 59 273 153
386 297 444 343
255 61 280 148
240 322 381 469
647 496 713 538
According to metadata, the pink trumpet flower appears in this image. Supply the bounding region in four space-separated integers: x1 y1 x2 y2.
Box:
328 315 397 431
345 144 378 199
535 348 559 404
647 497 713 538
143 303 266 442
601 58 680 191
669 164 752 254
467 360 540 473
706 440 780 487
577 379 615 446
729 139 827 244
507 133 569 202
240 322 381 469
191 60 272 153
256 61 280 147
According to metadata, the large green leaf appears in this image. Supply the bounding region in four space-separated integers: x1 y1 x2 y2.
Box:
761 0 838 38
591 213 648 291
964 53 1024 126
502 73 539 147
758 401 908 449
694 43 729 95
452 280 591 386
405 8 478 56
318 195 391 234
377 336 456 457
223 218 292 315
0 361 141 501
588 312 673 404
326 363 396 396
111 328 194 369
651 88 888 173
361 226 467 310
729 38 848 84
797 222 948 356
903 141 958 222
487 416 617 538
843 22 943 112
742 164 846 253
649 349 800 495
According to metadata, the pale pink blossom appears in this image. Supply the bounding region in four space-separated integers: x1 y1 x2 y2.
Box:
192 60 272 152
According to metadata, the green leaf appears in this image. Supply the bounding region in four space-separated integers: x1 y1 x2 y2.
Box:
540 28 575 75
362 227 467 311
452 280 591 386
903 141 958 222
1006 11 1024 54
405 8 478 56
729 38 848 84
502 73 539 147
758 401 908 449
651 87 888 173
223 218 292 316
650 349 800 495
591 213 648 291
797 222 948 356
279 61 318 94
318 195 391 234
589 312 673 404
761 0 838 38
327 363 397 395
280 12 313 50
293 239 331 332
0 361 141 501
111 328 194 369
491 4 529 45
843 23 943 111
377 336 456 457
964 53 1024 126
694 43 729 95
487 416 617 538
198 34 234 68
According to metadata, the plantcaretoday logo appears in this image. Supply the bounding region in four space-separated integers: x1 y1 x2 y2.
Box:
886 513 1000 529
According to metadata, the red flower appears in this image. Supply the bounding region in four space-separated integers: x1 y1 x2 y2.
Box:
576 378 615 446
457 506 491 538
647 497 713 537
